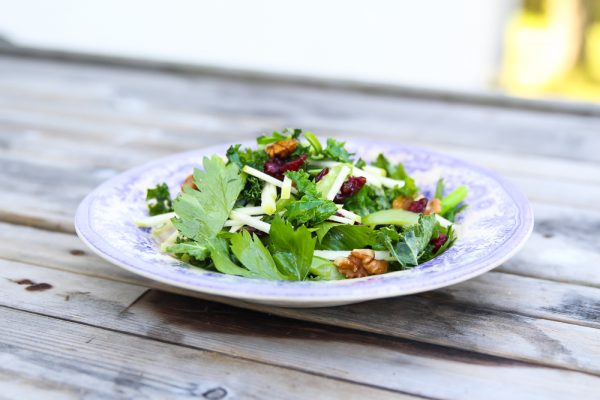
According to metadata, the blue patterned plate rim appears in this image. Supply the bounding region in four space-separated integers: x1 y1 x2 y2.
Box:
75 139 534 304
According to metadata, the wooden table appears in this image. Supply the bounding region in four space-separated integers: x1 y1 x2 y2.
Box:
1 50 600 400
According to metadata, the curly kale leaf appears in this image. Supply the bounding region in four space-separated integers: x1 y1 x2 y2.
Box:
146 183 173 216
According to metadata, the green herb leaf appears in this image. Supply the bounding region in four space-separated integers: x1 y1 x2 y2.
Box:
394 215 437 267
317 225 378 250
230 231 287 280
226 144 268 169
207 237 255 277
285 170 320 197
284 170 338 226
284 199 338 226
165 241 210 261
146 183 173 216
343 185 390 216
269 216 316 280
371 154 419 198
323 138 354 163
380 214 437 267
172 156 244 241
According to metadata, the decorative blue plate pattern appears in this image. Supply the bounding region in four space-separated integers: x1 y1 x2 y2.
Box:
75 140 533 307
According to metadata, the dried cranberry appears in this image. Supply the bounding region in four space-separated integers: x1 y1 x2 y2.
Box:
314 167 329 182
334 176 367 203
263 155 308 180
407 198 428 213
430 233 448 253
263 157 284 178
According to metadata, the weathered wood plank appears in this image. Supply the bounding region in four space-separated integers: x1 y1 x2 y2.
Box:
0 106 600 183
1 220 600 331
0 259 598 399
1 54 600 163
3 255 600 377
497 203 600 288
0 307 407 400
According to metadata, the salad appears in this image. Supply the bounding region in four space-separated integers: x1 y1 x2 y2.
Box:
135 129 468 281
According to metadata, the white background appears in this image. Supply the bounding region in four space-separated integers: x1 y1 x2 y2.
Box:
0 0 516 91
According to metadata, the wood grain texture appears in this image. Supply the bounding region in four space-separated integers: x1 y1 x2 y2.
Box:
1 258 599 399
1 54 600 164
0 307 409 400
1 53 600 398
2 250 600 378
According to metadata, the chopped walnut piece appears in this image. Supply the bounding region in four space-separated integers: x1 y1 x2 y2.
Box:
425 198 442 215
181 174 197 190
392 196 412 210
266 139 298 158
334 249 389 279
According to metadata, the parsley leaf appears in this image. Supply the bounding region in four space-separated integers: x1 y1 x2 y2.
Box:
230 231 288 280
207 237 255 278
316 224 378 250
371 154 418 198
146 183 173 216
172 156 244 241
269 216 316 280
323 138 354 163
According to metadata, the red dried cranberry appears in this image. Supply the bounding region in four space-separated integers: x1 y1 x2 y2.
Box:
334 176 367 203
407 198 428 213
263 155 308 180
263 157 284 178
314 167 329 182
430 233 448 253
283 154 308 174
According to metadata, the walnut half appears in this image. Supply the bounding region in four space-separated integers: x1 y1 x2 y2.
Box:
424 198 441 215
181 174 197 190
334 249 388 279
266 139 298 158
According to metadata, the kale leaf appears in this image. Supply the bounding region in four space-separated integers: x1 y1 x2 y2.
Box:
323 138 354 163
378 214 437 267
283 170 338 226
146 183 173 216
172 156 244 242
343 185 390 216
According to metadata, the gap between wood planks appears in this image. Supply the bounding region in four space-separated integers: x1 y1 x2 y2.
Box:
1 258 599 400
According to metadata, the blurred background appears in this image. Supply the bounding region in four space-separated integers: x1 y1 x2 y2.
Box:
1 0 599 102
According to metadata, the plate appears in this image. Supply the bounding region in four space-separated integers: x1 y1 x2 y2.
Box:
75 140 534 307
